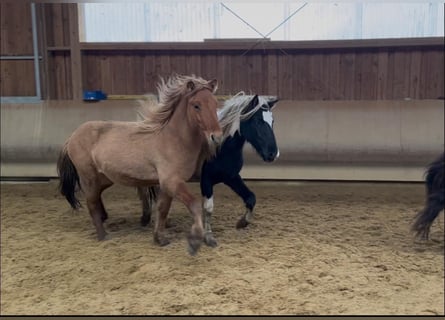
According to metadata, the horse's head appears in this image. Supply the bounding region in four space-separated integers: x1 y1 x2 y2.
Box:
186 79 223 147
240 95 279 162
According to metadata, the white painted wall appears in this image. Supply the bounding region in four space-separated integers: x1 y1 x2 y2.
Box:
81 2 444 42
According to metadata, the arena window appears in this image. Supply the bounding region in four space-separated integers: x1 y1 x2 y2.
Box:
79 2 444 42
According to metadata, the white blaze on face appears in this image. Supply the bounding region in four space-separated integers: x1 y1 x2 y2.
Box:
262 110 280 159
262 111 273 128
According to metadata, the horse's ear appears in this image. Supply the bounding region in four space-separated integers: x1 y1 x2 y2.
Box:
268 97 279 109
208 79 218 93
187 80 195 92
246 95 259 112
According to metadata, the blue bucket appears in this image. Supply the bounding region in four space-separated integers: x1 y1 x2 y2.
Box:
83 90 107 101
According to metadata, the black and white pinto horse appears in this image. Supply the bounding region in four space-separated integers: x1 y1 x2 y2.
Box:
412 152 444 239
138 93 279 247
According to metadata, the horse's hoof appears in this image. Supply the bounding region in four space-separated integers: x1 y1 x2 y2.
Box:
97 232 110 241
187 234 203 256
236 218 249 229
101 212 109 222
154 234 170 247
204 233 218 247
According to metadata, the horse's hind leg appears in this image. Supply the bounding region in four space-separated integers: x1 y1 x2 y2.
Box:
86 196 109 240
81 176 113 241
224 174 256 229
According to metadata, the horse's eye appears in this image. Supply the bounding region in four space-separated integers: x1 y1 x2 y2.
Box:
194 105 201 110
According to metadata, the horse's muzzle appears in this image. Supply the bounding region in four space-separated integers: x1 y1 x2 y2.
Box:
265 149 280 162
210 132 223 146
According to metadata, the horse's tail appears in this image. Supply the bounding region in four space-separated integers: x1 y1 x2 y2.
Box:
425 152 444 194
412 194 444 239
57 144 81 210
412 152 444 239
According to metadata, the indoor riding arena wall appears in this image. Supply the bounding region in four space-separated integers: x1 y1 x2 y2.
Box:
1 99 443 181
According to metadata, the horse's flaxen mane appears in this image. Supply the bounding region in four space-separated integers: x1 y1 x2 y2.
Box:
218 92 271 141
137 74 216 133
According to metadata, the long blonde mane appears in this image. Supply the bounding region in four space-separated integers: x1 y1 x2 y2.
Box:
218 92 270 141
137 74 216 133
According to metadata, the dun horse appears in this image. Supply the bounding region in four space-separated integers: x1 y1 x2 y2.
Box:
412 152 444 239
57 74 222 255
139 93 279 246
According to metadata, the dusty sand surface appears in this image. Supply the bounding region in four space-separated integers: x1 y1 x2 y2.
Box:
1 180 443 315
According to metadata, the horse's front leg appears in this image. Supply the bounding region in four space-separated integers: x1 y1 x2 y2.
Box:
161 178 204 255
153 190 173 246
224 174 256 229
201 176 217 247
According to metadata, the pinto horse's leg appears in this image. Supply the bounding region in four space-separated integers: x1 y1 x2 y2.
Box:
153 190 173 246
137 187 150 226
138 186 157 226
158 179 204 255
224 174 256 229
201 176 217 247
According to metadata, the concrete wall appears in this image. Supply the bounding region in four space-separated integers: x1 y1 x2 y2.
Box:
1 99 443 181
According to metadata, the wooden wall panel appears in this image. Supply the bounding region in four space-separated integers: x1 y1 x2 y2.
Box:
308 52 325 100
200 52 218 84
3 2 443 100
228 53 242 94
338 51 356 100
70 45 445 100
266 53 278 96
0 2 33 55
408 50 422 99
376 49 389 100
215 53 229 94
142 53 158 93
42 3 79 99
0 2 36 97
247 53 262 94
423 49 444 99
44 4 70 48
82 52 100 92
325 52 342 100
355 51 378 100
291 52 308 100
184 53 202 77
169 53 188 79
0 61 36 96
48 52 72 99
277 53 293 99
391 50 411 99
